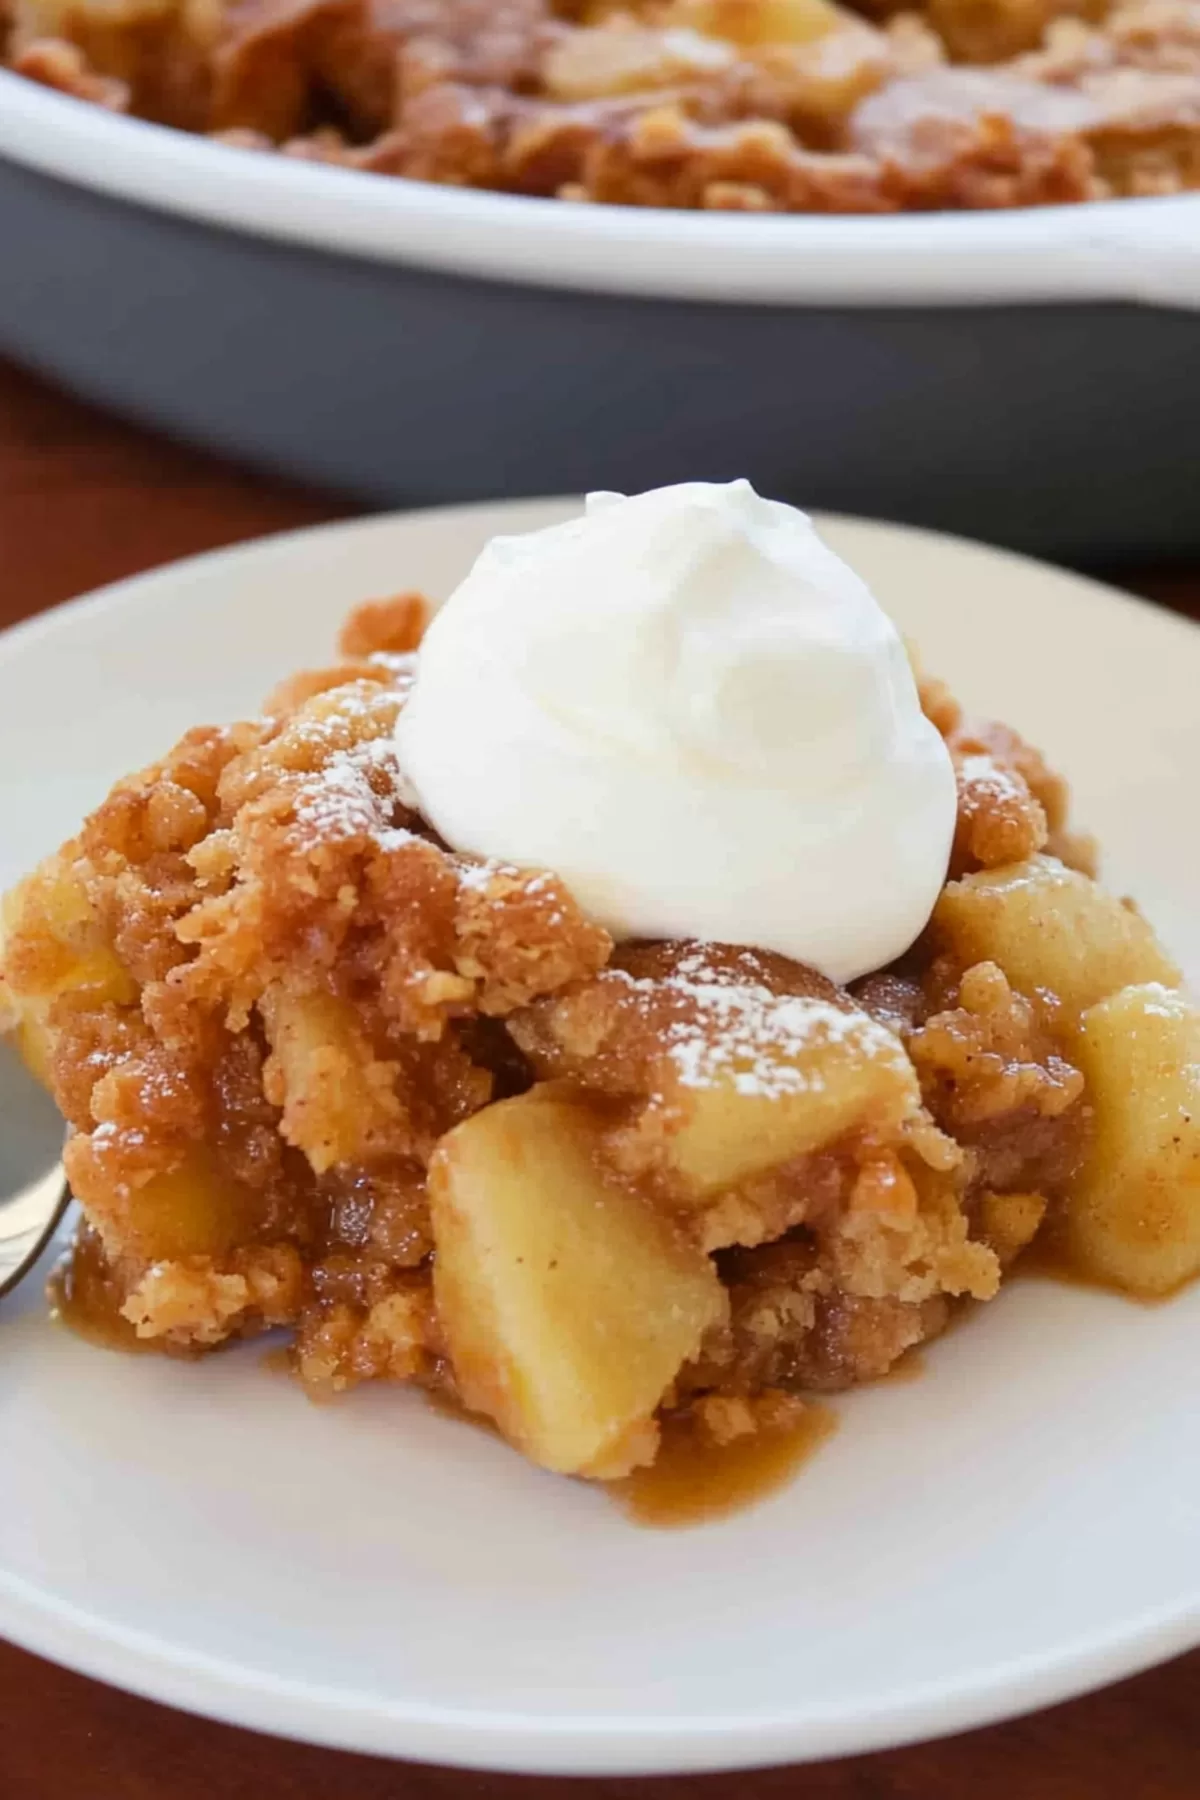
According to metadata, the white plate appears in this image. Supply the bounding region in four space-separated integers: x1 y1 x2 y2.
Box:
1 501 1198 1774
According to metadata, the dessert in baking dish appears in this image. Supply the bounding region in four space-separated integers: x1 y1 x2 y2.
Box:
5 0 1199 211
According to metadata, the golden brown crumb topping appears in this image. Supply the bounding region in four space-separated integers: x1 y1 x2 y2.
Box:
3 596 611 1393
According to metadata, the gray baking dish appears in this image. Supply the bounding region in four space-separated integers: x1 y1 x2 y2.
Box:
1 72 1198 559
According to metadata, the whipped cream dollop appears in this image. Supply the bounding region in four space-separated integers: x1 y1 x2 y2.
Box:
395 481 956 985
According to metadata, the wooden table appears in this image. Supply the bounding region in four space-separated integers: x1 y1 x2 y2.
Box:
1 358 1197 1800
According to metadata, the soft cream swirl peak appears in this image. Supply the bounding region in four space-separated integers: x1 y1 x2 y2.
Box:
395 481 956 984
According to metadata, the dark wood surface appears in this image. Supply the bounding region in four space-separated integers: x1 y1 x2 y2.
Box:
1 357 1197 1799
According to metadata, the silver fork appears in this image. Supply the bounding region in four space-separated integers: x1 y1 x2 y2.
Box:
0 1038 70 1299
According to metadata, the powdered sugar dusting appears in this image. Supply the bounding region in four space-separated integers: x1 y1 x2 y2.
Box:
958 753 1025 806
285 706 576 922
281 684 582 913
292 735 408 844
627 945 909 1099
287 689 413 844
454 855 569 924
455 857 521 894
369 650 419 686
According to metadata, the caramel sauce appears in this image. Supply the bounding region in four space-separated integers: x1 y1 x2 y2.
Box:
423 1385 503 1439
1014 1227 1194 1303
426 1389 836 1527
1016 1225 1105 1291
47 1223 151 1353
609 1405 836 1529
876 1348 927 1383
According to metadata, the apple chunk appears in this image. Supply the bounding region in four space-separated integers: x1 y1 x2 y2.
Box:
1064 983 1200 1297
429 1089 727 1476
932 855 1179 1017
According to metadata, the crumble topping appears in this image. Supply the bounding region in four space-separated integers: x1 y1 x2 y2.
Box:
6 0 1199 208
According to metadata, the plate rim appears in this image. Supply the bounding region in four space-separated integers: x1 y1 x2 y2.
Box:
0 1561 1196 1774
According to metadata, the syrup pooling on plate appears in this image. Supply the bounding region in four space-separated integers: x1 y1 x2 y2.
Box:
609 1400 837 1529
429 1381 836 1526
47 1223 164 1355
3 485 1200 1519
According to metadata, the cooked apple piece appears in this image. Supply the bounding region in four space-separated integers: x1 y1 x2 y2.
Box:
513 944 922 1200
259 986 405 1174
658 997 920 1195
667 0 847 46
1063 983 1200 1297
768 24 892 133
119 1150 267 1261
1 859 137 1080
924 0 1094 64
932 855 1179 1017
1 860 135 1004
429 1088 727 1476
2 985 56 1086
543 23 734 100
64 1143 266 1265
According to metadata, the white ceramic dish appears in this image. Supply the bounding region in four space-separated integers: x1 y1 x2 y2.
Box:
3 76 1199 557
1 499 1198 1775
0 73 1198 307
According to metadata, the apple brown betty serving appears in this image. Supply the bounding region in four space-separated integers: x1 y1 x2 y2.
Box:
3 589 1200 1489
4 0 1200 210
